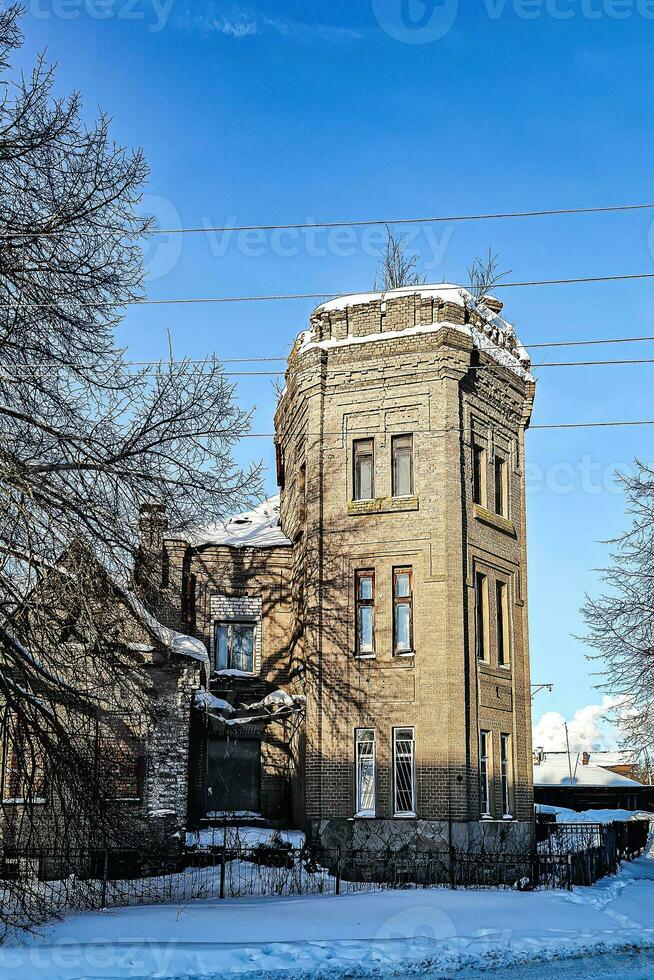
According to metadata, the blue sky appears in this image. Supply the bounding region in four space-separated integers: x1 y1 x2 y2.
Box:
14 0 654 737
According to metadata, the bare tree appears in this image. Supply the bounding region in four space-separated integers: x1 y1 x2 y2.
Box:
467 248 511 302
0 2 261 887
582 463 654 763
374 226 425 291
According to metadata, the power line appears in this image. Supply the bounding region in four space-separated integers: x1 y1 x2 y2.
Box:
5 271 654 310
5 201 654 238
233 420 654 437
4 333 654 371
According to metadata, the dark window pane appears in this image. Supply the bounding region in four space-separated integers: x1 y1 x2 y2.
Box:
232 625 254 672
216 624 229 670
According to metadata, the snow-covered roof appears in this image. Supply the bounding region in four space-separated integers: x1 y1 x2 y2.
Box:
181 495 291 550
123 591 209 664
533 753 643 788
298 285 533 381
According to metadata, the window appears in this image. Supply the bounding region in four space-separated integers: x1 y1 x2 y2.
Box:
392 435 414 497
479 730 491 817
355 729 376 816
99 733 143 802
473 444 487 507
500 734 512 817
353 439 374 501
215 621 255 673
355 571 375 657
496 581 510 667
475 572 489 662
393 728 416 816
393 568 413 655
1 715 46 804
494 456 508 517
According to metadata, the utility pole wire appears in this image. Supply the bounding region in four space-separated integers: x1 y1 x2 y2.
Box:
4 201 654 238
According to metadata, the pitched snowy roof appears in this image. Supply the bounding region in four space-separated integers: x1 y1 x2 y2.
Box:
298 285 533 381
123 590 209 664
182 495 291 550
533 753 643 788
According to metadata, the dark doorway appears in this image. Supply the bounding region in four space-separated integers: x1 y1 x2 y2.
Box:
207 737 261 814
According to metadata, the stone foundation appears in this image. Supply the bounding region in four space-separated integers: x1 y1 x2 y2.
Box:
308 817 534 855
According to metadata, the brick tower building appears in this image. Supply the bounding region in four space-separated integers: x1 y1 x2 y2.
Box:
273 284 536 851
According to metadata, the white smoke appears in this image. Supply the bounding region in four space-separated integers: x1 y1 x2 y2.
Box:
533 696 619 753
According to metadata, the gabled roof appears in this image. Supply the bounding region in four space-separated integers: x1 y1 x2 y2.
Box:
180 495 291 550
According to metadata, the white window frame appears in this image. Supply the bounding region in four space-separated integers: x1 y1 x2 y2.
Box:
480 730 491 819
355 729 376 817
392 727 416 817
500 733 513 818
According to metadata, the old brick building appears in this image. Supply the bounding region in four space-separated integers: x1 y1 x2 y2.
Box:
149 283 537 853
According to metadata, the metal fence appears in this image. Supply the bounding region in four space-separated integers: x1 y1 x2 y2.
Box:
1 819 650 940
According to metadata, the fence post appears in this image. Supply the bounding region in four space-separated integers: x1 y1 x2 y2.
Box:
566 853 573 891
335 847 341 896
219 852 226 900
449 847 456 890
100 850 109 910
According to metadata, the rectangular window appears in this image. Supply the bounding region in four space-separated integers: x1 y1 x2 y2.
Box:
1 714 46 804
473 444 487 507
494 456 508 517
496 581 510 667
500 734 512 817
480 730 491 817
353 439 374 501
215 621 255 672
355 729 376 816
393 567 413 656
475 572 489 662
393 727 416 816
355 571 375 657
392 435 414 497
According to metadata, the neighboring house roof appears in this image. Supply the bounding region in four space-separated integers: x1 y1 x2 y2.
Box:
181 495 292 550
533 753 643 788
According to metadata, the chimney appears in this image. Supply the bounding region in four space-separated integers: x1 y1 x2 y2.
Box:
134 501 169 599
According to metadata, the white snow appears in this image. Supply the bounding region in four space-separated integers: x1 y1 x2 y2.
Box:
123 591 209 664
534 754 643 788
538 804 653 824
8 842 654 978
186 825 306 849
181 495 291 549
213 668 255 678
299 284 534 381
194 691 235 714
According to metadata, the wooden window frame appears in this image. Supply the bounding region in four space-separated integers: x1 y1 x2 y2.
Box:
353 438 374 502
355 728 376 817
393 567 414 657
392 434 414 498
473 444 487 507
496 580 510 668
355 570 375 658
494 455 509 517
475 571 489 663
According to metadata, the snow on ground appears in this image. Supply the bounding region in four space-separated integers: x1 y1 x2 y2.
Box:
6 840 654 979
186 825 306 849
